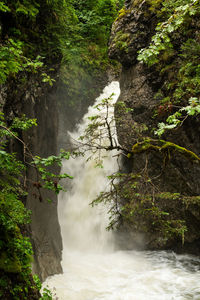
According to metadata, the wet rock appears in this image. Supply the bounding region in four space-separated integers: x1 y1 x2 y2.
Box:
109 0 200 254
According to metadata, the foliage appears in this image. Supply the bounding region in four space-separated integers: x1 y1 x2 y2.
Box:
33 151 73 195
77 94 133 167
0 0 69 83
137 0 200 136
33 275 54 300
0 112 72 298
83 94 200 247
0 138 35 297
113 31 130 53
128 3 200 250
0 0 125 297
155 97 200 136
0 0 124 76
91 172 187 246
0 0 124 112
0 39 44 84
138 0 199 66
40 288 53 300
59 0 124 106
132 138 200 163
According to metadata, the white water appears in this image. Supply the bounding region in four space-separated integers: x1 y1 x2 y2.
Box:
44 82 200 300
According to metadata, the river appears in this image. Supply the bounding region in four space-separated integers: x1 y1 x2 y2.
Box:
44 82 200 300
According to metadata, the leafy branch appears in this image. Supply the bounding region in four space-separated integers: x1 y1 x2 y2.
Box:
78 94 200 247
0 111 73 298
138 0 199 66
155 97 200 136
0 113 72 198
77 94 130 166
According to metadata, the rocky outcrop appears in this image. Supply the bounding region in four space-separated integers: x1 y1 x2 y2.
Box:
109 0 200 253
2 71 62 281
109 0 157 67
2 67 111 281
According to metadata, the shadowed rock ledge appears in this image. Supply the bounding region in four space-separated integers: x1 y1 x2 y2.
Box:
109 0 200 254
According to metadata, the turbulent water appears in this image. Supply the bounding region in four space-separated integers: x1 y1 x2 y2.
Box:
44 82 200 300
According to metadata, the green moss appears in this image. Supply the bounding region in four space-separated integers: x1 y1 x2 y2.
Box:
157 192 180 200
146 0 163 12
115 40 129 52
132 138 200 163
114 31 131 42
0 252 21 273
182 195 200 208
131 0 146 8
113 31 131 52
115 7 129 20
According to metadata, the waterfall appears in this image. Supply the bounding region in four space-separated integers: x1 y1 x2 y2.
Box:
58 81 120 256
44 82 200 300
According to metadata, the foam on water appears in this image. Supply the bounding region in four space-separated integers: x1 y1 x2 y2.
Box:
44 82 200 300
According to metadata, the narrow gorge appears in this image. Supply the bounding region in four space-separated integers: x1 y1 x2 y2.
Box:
1 0 200 299
45 82 200 299
109 0 200 252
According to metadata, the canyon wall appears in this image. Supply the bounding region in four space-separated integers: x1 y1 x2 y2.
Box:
2 71 62 281
109 0 200 253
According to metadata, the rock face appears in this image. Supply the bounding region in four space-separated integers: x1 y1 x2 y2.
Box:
2 68 110 281
24 88 63 281
2 72 62 281
109 0 157 67
57 73 109 151
109 0 200 253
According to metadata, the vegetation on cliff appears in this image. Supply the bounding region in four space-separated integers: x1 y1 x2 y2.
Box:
138 0 200 134
0 0 124 298
0 0 123 88
2 0 199 295
87 0 200 250
112 0 200 249
0 113 73 298
83 95 200 249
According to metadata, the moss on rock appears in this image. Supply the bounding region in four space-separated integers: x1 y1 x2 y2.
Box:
0 252 21 273
132 138 200 163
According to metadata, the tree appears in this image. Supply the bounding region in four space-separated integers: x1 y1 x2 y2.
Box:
0 112 73 298
138 0 200 136
75 91 200 248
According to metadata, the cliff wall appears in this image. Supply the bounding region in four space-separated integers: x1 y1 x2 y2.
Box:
109 0 200 253
1 67 110 282
2 71 63 281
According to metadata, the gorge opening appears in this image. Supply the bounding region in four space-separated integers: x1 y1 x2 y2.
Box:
44 82 200 300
